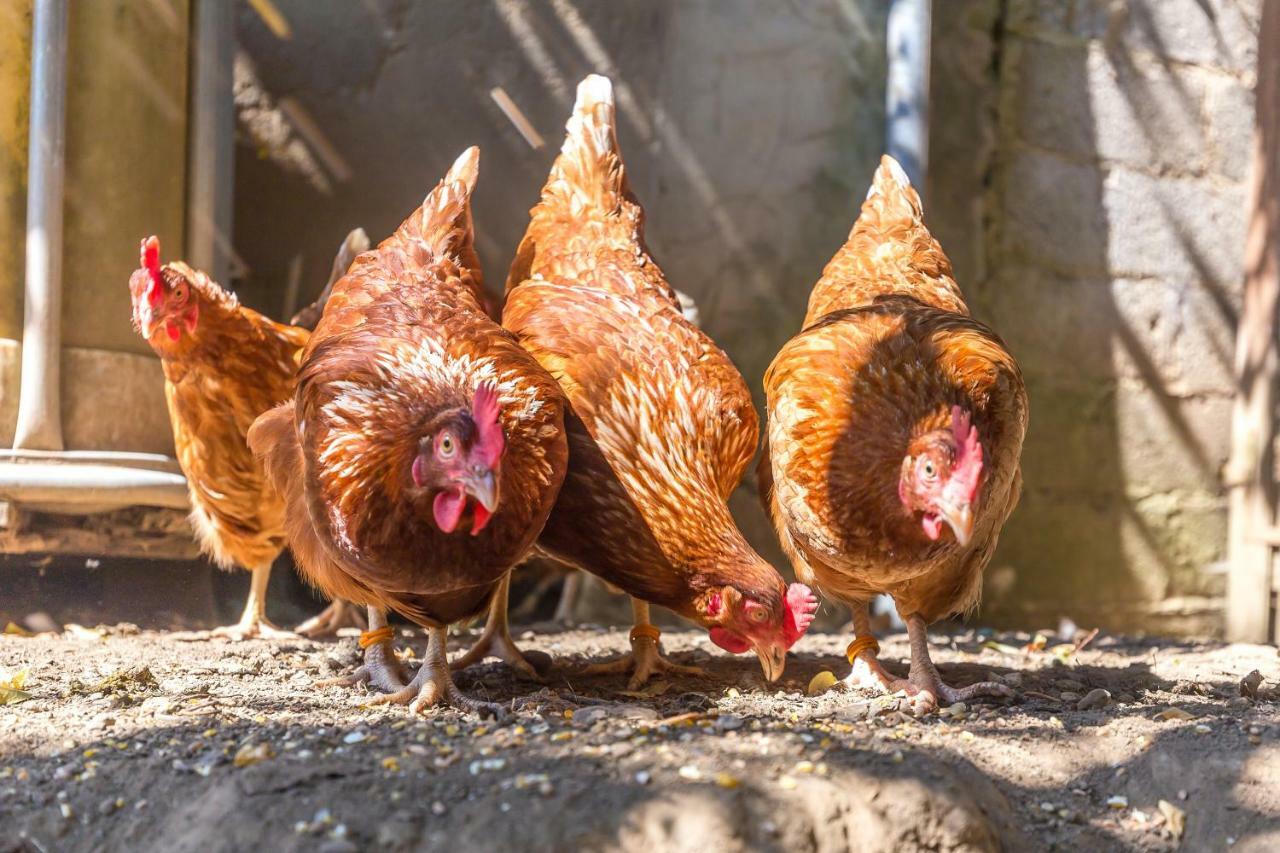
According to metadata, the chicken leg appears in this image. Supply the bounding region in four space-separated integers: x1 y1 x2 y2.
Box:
318 606 410 694
577 598 706 691
450 574 551 680
367 626 506 718
295 598 368 639
211 564 295 640
844 607 1011 714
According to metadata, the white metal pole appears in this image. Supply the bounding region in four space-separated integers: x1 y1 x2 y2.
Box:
187 0 234 285
13 0 69 451
886 0 931 193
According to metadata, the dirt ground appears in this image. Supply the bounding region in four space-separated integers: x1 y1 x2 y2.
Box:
0 622 1277 853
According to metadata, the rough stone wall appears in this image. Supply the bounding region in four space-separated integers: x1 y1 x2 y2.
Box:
932 0 1261 635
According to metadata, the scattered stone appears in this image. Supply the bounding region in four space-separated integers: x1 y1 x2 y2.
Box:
715 714 745 731
1154 708 1195 722
634 770 651 785
1107 795 1129 810
1077 688 1112 711
233 742 274 768
1158 799 1186 839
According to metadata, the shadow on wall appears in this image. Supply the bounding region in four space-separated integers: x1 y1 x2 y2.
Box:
946 0 1249 634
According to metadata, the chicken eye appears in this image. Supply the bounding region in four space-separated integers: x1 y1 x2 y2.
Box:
438 434 456 458
922 460 936 479
749 607 767 623
173 284 187 302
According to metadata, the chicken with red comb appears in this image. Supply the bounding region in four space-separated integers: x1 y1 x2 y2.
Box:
129 234 359 640
249 148 567 716
761 155 1028 713
502 75 815 687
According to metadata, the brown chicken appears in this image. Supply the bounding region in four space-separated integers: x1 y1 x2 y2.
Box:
761 156 1028 712
128 232 367 640
502 76 816 688
248 148 567 715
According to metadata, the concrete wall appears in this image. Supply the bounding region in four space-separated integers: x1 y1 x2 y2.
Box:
0 0 187 453
932 0 1261 635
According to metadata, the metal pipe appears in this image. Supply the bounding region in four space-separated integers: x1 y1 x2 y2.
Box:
187 0 234 284
885 0 931 192
0 462 190 511
13 0 68 451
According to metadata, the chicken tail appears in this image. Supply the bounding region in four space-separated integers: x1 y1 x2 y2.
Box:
387 146 481 265
290 227 370 331
860 154 925 234
545 74 629 217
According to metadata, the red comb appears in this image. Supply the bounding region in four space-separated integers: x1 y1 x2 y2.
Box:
950 405 984 502
783 583 818 647
472 382 505 468
140 236 165 307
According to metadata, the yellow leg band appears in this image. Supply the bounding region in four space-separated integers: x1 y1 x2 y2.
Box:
846 635 881 664
358 625 395 649
629 623 661 644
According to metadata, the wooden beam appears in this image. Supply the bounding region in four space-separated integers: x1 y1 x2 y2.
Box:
1225 0 1280 643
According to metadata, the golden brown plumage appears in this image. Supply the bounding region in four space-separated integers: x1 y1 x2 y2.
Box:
502 76 815 687
762 156 1028 710
248 149 567 715
129 240 308 639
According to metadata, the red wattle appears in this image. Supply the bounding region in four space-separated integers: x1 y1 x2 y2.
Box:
433 488 466 533
709 627 751 654
470 502 492 535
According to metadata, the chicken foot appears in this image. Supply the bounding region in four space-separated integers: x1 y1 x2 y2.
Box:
577 598 706 691
211 564 295 641
450 574 552 680
317 607 409 694
844 607 1011 714
366 625 506 718
295 598 368 639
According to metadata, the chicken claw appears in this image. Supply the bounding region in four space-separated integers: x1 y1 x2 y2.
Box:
451 574 551 680
367 627 506 719
295 598 368 639
210 565 296 641
317 608 408 694
843 613 1012 716
577 599 706 691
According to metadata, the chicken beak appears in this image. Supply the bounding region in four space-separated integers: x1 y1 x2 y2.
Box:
137 306 156 340
940 501 974 547
754 641 787 683
464 468 499 514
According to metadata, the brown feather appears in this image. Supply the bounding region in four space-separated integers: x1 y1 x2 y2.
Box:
250 148 568 629
503 76 786 623
763 156 1028 622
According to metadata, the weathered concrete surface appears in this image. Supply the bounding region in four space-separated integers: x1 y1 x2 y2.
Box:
62 0 190 355
0 0 30 344
0 1 189 456
932 0 1261 634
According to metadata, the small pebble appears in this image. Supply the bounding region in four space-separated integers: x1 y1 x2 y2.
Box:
634 770 651 785
1107 795 1128 809
1077 688 1111 710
